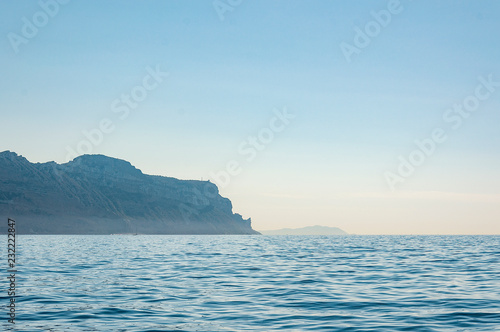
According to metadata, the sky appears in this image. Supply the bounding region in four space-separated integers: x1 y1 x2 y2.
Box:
1 0 499 234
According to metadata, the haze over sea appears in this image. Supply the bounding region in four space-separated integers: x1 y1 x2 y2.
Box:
2 235 499 331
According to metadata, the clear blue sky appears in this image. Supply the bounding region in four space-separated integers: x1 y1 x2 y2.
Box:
1 0 499 234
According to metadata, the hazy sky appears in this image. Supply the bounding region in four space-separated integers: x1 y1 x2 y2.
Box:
1 1 499 234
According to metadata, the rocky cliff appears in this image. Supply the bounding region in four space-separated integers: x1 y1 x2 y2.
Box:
0 151 258 234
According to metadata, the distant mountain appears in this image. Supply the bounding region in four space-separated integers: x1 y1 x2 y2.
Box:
260 225 348 235
0 151 259 235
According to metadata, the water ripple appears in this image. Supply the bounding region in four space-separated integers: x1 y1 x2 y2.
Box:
1 235 499 331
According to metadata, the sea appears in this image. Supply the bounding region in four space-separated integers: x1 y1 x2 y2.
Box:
1 235 499 331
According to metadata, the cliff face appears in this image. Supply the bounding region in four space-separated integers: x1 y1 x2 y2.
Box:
0 151 258 234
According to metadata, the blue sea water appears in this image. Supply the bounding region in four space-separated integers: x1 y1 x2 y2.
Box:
1 235 499 331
